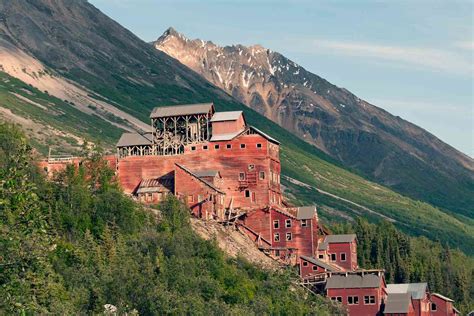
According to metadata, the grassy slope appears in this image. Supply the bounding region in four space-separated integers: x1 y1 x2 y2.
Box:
1 69 472 255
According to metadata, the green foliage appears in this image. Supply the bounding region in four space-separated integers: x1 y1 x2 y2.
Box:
0 125 341 315
332 218 474 314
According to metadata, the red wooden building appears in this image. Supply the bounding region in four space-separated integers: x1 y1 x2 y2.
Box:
317 234 358 271
299 255 341 279
430 293 459 316
387 283 430 316
325 270 387 316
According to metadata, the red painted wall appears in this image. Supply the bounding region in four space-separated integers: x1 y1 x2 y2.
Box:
327 286 385 316
413 294 431 316
299 257 329 278
114 134 281 210
326 241 358 271
430 295 456 316
211 115 246 135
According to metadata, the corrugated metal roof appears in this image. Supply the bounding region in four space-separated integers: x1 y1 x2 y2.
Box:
210 129 245 141
325 273 382 289
194 170 220 178
318 234 356 251
300 255 340 272
384 293 412 313
431 293 454 302
249 126 280 144
210 111 243 122
117 132 152 147
150 103 214 118
296 206 316 220
387 283 428 300
136 176 174 194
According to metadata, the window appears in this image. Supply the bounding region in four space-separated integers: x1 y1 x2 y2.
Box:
203 145 208 150
285 219 292 228
198 195 203 202
248 164 255 170
275 250 280 256
245 190 250 198
364 296 376 305
240 144 246 149
286 232 292 241
226 144 232 149
331 297 342 303
302 261 308 267
312 265 318 271
214 144 220 149
348 296 359 305
273 220 279 229
191 146 196 151
259 171 265 180
239 172 246 180
318 254 324 259
188 195 194 203
431 303 437 311
330 254 337 261
256 143 262 148
274 233 280 242
301 219 308 227
340 253 346 262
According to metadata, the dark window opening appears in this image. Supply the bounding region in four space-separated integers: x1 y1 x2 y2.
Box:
214 144 220 149
240 144 246 149
203 145 208 150
245 190 250 198
256 143 262 148
226 144 232 149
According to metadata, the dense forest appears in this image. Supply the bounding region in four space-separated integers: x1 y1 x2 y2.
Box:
333 220 474 313
0 123 340 315
1 123 472 314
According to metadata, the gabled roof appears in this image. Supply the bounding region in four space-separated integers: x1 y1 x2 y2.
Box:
431 293 454 302
300 255 341 272
193 170 221 178
150 103 214 118
296 206 317 220
325 273 382 289
117 132 152 147
249 126 280 144
387 283 428 300
210 111 243 122
318 234 357 250
175 163 225 194
384 293 413 313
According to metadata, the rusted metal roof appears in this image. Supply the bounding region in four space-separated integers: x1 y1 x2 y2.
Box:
150 103 214 118
387 283 428 300
300 255 341 272
325 273 382 289
116 132 152 147
431 293 454 302
384 293 412 313
136 176 174 194
210 111 243 122
194 170 220 178
210 128 246 141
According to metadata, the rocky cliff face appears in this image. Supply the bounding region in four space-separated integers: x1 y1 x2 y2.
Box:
154 28 474 216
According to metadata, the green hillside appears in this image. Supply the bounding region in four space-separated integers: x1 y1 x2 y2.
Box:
1 70 473 254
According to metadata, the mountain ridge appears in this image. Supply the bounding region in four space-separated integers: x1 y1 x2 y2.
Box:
154 27 474 217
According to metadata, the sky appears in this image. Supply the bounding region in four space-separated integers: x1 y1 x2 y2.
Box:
90 0 473 156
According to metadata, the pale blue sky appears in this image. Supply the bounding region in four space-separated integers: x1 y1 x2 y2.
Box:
90 0 473 156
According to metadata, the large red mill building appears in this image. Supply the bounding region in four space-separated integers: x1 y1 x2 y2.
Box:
39 103 459 316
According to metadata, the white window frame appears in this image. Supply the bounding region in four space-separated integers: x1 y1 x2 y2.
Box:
330 253 337 261
340 253 347 262
286 232 292 241
274 233 280 242
273 220 279 229
364 296 376 305
348 296 359 305
285 219 292 228
301 219 308 227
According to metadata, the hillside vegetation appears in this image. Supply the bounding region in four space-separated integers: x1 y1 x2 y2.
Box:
0 123 340 315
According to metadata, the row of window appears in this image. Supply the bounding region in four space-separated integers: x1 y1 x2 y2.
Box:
191 143 263 151
239 171 266 181
273 219 309 229
318 253 347 262
330 296 376 305
274 232 292 242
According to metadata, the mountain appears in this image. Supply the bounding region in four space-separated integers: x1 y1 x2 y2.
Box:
154 28 474 218
0 0 472 253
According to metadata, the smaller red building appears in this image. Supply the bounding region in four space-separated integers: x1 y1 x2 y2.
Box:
384 293 415 316
318 234 358 271
387 283 430 316
430 293 459 316
325 270 387 316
